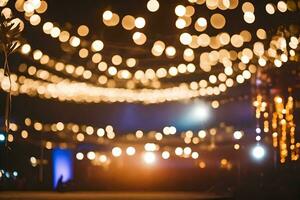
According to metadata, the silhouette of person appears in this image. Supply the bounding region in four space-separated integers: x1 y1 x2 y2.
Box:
56 175 64 192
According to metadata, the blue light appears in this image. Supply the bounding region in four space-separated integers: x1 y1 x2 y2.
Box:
189 103 210 120
13 171 18 177
251 144 266 160
52 148 73 189
0 132 5 142
178 100 211 129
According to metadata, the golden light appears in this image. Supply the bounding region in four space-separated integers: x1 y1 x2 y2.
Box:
56 122 64 131
243 12 255 24
234 144 240 150
144 143 157 151
21 44 31 54
210 13 226 29
155 132 163 141
132 32 147 45
135 17 146 29
76 133 85 142
126 146 136 156
147 0 159 12
105 125 114 133
165 46 176 57
1 7 12 19
220 158 228 166
36 0 48 13
87 151 96 160
230 34 244 48
236 75 245 84
143 152 156 164
29 14 41 26
242 2 254 13
185 5 195 16
30 156 37 167
277 1 287 12
211 100 219 109
7 134 13 142
112 147 122 157
198 33 211 47
69 36 81 47
59 31 70 42
23 1 34 13
162 151 170 159
183 147 192 155
97 128 105 137
30 0 41 9
175 5 186 17
86 126 94 135
198 130 206 139
79 48 89 58
122 15 135 30
33 50 42 60
199 161 206 169
265 3 275 14
274 59 282 67
99 155 108 163
108 66 117 76
50 27 60 38
77 25 89 37
175 147 183 156
98 62 108 71
103 10 113 20
91 40 104 52
45 141 52 150
21 130 28 139
126 58 136 67
197 17 207 27
112 55 122 65
233 131 243 140
180 32 192 45
152 40 165 56
206 0 218 9
175 18 186 29
107 131 115 139
209 75 217 84
76 152 84 160
191 152 199 159
136 130 143 138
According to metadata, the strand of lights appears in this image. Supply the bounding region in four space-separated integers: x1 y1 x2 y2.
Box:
7 116 244 151
17 0 300 84
13 0 298 99
272 96 299 163
1 68 255 104
76 149 233 171
15 56 240 96
18 30 300 91
253 93 300 163
0 71 201 103
10 121 242 171
17 30 299 91
10 0 300 104
15 63 252 108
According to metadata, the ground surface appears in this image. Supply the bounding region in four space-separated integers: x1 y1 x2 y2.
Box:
0 192 232 200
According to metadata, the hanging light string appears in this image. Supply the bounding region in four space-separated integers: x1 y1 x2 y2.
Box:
14 0 300 88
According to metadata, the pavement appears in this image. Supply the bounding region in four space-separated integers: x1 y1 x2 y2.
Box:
0 192 232 200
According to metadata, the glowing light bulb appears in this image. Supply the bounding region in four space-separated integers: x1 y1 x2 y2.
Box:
143 152 156 164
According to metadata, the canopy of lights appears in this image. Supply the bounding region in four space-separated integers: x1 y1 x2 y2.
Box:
0 0 299 188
